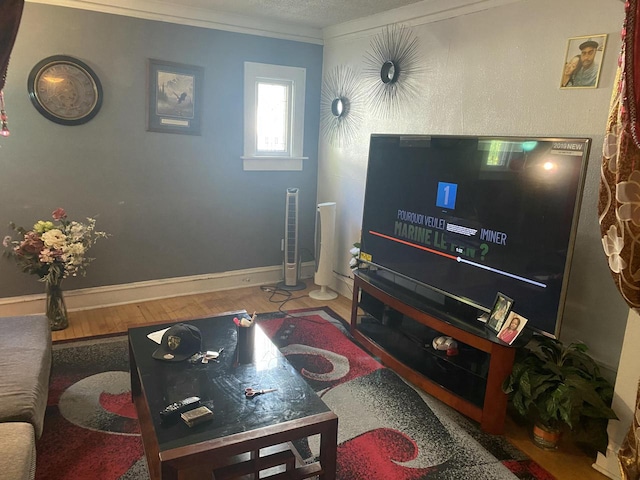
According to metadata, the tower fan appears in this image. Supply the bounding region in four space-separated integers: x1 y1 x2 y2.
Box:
277 188 305 291
310 202 338 300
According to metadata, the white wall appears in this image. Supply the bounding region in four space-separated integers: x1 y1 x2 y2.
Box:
594 309 640 479
319 0 627 374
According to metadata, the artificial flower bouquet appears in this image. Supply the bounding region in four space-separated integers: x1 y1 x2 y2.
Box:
349 242 361 270
3 208 108 285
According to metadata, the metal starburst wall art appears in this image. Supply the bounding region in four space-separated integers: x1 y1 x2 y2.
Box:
320 65 364 146
363 24 423 117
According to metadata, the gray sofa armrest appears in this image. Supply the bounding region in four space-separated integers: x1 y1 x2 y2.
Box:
0 422 36 480
0 315 52 438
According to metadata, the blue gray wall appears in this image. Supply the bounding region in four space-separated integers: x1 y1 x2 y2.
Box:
0 3 323 296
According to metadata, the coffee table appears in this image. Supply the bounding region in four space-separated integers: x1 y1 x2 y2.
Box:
128 311 338 480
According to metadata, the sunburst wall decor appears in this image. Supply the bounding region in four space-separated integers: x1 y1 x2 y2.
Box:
363 24 423 116
320 65 363 146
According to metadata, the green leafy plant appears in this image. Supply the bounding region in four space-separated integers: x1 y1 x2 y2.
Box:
502 336 617 453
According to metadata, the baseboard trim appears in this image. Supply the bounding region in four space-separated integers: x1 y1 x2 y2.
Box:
0 262 315 316
594 445 622 480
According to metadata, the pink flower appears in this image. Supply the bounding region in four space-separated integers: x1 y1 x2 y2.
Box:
2 235 11 248
52 208 67 221
15 232 44 256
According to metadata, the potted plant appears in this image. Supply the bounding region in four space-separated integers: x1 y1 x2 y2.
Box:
502 336 617 452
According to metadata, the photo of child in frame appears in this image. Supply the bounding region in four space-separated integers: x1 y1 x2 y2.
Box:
497 311 528 345
486 293 514 333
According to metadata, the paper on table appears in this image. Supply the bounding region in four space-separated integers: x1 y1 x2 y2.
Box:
147 327 170 344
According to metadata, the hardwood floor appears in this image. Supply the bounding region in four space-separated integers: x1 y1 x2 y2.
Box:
52 279 609 480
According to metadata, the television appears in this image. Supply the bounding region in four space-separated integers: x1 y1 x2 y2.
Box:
359 134 591 338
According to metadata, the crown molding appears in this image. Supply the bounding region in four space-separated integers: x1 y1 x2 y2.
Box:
25 0 521 45
25 0 324 44
323 0 521 42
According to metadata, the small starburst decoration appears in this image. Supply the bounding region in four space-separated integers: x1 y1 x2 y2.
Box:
363 24 423 117
320 65 364 146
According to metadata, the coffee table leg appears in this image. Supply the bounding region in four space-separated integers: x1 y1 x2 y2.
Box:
319 417 338 480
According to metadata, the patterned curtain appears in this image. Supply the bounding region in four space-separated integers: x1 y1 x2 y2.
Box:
0 0 24 91
599 1 640 478
0 0 25 136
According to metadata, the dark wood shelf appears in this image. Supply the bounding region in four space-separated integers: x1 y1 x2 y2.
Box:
350 270 516 434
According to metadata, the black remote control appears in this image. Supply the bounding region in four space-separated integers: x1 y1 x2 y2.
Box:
160 396 201 420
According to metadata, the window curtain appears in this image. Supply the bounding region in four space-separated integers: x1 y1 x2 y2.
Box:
0 0 25 135
598 1 640 478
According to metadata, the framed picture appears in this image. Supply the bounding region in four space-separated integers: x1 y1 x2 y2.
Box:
560 34 607 89
486 293 514 334
497 311 528 345
147 59 203 135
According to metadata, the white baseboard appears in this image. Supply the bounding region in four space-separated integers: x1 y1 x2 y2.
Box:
0 262 316 317
594 445 622 479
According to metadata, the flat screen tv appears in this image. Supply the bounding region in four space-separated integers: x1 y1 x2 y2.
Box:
359 134 591 338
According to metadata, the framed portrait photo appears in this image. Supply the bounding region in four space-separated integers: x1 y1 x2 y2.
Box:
486 293 514 334
497 311 528 345
147 59 203 135
560 34 607 89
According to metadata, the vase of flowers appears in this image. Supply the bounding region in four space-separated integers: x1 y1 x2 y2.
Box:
3 208 107 331
45 279 68 330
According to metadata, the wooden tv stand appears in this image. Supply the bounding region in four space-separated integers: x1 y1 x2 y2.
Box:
350 270 515 434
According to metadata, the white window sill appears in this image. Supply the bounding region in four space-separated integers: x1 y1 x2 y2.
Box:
242 156 307 171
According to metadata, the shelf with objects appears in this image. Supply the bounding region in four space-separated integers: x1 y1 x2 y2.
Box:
350 268 518 434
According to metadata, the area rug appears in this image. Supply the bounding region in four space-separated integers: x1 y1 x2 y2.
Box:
36 307 553 480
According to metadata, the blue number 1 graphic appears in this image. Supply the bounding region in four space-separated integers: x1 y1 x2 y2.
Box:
436 182 458 209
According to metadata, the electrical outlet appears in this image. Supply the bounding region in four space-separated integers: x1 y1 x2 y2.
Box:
242 277 251 283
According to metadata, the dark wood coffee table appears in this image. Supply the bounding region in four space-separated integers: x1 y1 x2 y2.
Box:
128 311 338 480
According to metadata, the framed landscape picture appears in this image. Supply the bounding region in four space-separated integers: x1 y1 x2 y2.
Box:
147 59 203 135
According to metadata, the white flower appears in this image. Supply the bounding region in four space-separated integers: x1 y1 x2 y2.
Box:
64 242 86 257
41 229 66 249
616 170 640 226
2 235 11 248
68 222 87 242
602 224 627 273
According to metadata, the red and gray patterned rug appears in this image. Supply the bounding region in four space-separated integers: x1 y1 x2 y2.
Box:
37 307 553 480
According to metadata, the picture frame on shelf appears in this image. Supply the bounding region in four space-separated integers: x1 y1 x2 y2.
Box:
560 34 607 89
497 311 528 345
486 292 514 334
147 59 203 135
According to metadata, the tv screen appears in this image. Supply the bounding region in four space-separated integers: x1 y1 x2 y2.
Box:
359 134 590 338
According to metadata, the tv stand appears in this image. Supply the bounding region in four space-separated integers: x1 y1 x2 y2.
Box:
350 270 516 434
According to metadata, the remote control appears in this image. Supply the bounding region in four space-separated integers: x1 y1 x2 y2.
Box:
160 396 201 420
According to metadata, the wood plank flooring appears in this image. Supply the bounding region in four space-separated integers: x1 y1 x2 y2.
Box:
52 279 608 480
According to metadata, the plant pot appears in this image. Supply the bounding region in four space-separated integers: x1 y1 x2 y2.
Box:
532 423 561 450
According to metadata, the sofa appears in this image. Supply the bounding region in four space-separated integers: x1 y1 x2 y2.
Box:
0 315 52 480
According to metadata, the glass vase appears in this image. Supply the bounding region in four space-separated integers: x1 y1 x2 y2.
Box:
46 281 68 331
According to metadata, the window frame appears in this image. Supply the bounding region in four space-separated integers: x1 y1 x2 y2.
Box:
243 62 307 171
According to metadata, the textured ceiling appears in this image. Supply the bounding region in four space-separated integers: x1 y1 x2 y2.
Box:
176 0 426 28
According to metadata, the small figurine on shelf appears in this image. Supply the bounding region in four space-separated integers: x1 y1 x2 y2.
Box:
432 336 458 356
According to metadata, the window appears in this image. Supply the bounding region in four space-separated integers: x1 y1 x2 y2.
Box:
243 62 307 171
256 82 289 153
